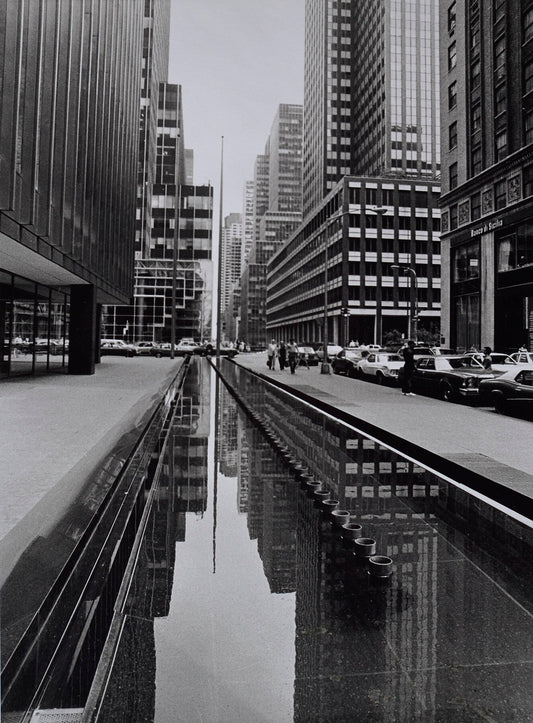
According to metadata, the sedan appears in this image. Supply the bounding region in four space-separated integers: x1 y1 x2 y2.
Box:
316 344 343 362
479 365 533 414
357 352 404 384
411 355 500 402
465 352 517 372
331 349 363 376
100 340 137 357
297 346 319 366
510 351 533 365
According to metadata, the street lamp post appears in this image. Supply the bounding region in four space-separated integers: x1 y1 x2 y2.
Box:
321 210 350 374
391 264 418 340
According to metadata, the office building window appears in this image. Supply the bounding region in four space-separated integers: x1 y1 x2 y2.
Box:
493 0 506 23
524 164 533 196
495 179 507 209
471 60 481 90
471 145 482 175
449 81 458 110
495 84 507 115
525 8 533 43
450 204 458 230
525 59 533 94
448 2 457 35
449 121 458 150
494 37 506 83
525 110 533 144
495 130 507 161
449 162 458 189
448 42 457 71
471 103 481 132
471 192 481 220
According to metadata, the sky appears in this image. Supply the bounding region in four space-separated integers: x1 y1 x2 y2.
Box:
169 0 305 218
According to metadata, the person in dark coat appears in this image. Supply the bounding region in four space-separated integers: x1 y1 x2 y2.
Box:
401 340 416 396
278 341 287 370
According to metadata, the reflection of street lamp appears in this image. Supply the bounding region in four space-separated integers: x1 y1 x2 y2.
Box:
391 264 418 340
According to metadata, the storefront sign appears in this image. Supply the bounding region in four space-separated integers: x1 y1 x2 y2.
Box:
470 218 503 238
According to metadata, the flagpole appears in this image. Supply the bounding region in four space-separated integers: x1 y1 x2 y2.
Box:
216 136 224 362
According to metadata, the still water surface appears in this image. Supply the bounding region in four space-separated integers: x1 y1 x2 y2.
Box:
100 358 533 722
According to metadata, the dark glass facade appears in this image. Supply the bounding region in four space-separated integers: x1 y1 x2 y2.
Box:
0 0 145 375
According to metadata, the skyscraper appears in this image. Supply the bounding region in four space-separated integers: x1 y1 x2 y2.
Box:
303 0 440 218
240 105 303 347
439 0 533 352
0 0 147 376
220 213 243 318
267 0 441 345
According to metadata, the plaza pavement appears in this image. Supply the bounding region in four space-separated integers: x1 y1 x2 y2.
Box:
232 352 533 520
0 356 183 585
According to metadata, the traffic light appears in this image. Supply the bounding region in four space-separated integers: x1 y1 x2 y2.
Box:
340 307 350 317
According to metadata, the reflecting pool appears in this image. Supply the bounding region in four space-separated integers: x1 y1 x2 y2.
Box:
98 357 533 722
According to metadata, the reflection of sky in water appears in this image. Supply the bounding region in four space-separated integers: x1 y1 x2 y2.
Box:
154 365 295 723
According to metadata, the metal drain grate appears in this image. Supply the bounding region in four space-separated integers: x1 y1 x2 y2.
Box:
30 710 84 723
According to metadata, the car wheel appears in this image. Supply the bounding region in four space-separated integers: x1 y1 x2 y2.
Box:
155 352 162 358
493 393 507 414
376 372 384 385
348 366 357 378
440 383 455 402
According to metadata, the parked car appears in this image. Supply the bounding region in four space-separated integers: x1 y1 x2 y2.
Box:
410 355 500 402
479 365 533 414
510 350 533 365
316 344 343 362
331 349 363 376
399 344 437 359
465 352 517 373
151 343 172 357
134 341 158 356
356 352 404 384
100 339 137 357
297 346 319 366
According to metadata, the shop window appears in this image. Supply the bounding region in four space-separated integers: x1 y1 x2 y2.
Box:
498 226 533 271
453 241 480 282
454 293 480 352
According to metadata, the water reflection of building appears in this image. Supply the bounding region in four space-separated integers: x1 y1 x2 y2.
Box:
236 414 251 513
220 385 238 477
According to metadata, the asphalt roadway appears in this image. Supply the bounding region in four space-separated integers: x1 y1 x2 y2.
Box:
231 352 533 522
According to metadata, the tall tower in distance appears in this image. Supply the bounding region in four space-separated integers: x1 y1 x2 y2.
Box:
303 0 440 218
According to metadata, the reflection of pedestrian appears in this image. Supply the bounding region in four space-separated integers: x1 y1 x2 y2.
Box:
287 339 299 374
267 339 278 370
482 346 492 369
278 341 287 370
401 340 416 396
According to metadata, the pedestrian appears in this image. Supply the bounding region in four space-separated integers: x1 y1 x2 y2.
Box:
267 339 278 370
287 339 299 374
278 341 287 370
482 346 492 369
401 339 416 396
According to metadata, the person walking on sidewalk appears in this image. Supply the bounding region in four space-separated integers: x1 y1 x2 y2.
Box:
401 340 416 396
267 339 278 370
278 341 287 370
287 339 299 374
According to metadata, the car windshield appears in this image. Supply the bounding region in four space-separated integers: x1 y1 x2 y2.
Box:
376 354 401 362
437 356 477 370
